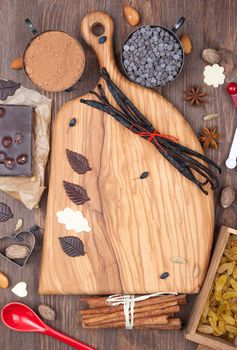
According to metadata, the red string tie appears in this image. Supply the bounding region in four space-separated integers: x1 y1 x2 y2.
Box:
137 130 178 142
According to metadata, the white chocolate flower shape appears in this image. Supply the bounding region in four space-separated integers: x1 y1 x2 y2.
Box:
203 64 225 88
56 208 91 233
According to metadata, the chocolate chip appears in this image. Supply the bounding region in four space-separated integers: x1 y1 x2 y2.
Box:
122 25 183 87
160 272 169 279
2 136 12 148
0 107 5 118
0 151 6 164
4 157 14 170
98 36 107 44
16 154 28 165
13 133 23 145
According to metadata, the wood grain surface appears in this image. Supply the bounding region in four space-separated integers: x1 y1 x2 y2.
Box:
0 0 237 349
39 11 214 295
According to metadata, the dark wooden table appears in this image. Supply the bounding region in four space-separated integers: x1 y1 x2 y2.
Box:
0 0 237 349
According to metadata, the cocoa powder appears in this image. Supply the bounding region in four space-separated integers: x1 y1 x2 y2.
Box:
24 31 85 92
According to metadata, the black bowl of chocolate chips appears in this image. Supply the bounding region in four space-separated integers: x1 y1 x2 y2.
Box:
122 17 185 88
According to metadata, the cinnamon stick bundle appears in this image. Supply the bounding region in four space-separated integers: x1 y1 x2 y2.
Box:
80 294 186 330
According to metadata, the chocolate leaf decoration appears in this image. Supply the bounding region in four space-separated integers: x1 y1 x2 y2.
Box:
59 236 85 257
0 80 21 101
140 171 149 179
0 202 13 222
63 180 90 205
66 149 91 175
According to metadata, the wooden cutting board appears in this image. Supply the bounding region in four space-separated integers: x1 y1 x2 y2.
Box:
39 11 214 295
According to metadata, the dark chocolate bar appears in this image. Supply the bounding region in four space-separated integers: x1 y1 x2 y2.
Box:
0 104 32 176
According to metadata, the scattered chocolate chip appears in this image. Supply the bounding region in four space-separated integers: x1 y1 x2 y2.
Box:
98 36 107 44
13 132 23 145
69 118 76 127
2 136 12 148
160 272 169 279
140 171 149 179
0 151 6 164
16 154 28 165
0 107 5 118
4 157 14 170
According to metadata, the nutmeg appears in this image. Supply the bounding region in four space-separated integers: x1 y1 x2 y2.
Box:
5 244 30 259
38 304 56 321
220 185 235 208
202 48 221 65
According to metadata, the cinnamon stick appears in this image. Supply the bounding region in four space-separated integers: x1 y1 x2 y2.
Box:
82 317 182 329
81 299 179 317
138 318 182 330
82 315 169 329
82 305 180 326
80 294 186 309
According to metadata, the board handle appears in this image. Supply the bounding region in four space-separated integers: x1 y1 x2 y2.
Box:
80 11 116 69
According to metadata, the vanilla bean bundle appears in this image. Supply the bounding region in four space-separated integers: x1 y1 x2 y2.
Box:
80 68 221 194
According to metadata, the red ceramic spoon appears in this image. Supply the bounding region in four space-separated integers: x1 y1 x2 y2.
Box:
1 302 95 350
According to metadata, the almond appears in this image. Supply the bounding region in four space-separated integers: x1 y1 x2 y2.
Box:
181 34 192 55
0 271 9 289
10 57 24 70
123 5 140 26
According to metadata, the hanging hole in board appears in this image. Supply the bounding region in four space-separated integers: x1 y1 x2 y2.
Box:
90 22 105 36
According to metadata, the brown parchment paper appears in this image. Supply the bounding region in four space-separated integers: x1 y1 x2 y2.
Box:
0 85 52 209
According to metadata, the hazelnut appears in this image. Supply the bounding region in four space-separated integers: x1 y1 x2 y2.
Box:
13 132 23 145
0 151 6 164
4 157 14 170
16 154 28 165
2 136 12 148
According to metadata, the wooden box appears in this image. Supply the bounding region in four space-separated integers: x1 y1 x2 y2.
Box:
186 225 237 350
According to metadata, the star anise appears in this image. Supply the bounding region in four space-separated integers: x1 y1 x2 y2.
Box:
199 127 221 150
185 86 208 106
